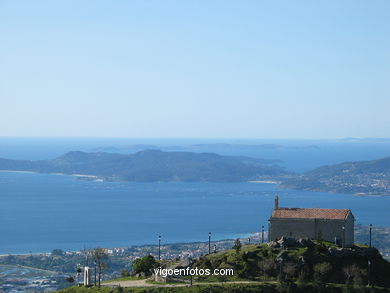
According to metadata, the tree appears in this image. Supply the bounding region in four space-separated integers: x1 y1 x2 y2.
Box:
283 262 296 280
132 255 157 276
313 262 332 291
232 239 242 254
343 264 366 287
258 258 275 281
277 263 297 293
92 247 109 288
296 270 307 288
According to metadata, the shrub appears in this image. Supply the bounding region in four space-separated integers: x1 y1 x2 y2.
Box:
132 255 157 275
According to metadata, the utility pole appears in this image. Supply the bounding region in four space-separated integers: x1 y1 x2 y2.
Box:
261 225 264 243
98 264 101 288
158 235 161 261
342 226 345 248
268 221 271 242
94 260 97 286
208 232 211 254
369 224 372 248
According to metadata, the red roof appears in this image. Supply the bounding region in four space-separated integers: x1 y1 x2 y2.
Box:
271 208 350 220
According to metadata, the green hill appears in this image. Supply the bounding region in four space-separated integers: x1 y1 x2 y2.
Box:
193 240 390 287
0 150 289 182
281 156 390 195
56 241 390 293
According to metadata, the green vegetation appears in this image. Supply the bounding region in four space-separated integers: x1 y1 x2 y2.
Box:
3 234 390 292
57 282 390 293
281 156 390 195
103 276 146 283
193 241 390 288
52 241 390 292
93 247 110 287
233 239 242 254
131 255 157 276
0 150 289 182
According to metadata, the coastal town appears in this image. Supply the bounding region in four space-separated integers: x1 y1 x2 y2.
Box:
1 221 389 293
0 235 262 293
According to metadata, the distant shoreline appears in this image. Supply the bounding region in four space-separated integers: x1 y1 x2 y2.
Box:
248 180 280 184
1 170 386 197
0 232 260 257
0 170 37 174
0 169 105 181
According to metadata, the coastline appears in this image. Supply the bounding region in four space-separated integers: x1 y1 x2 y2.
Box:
248 180 280 184
0 170 37 174
1 170 387 197
0 169 105 182
0 232 260 257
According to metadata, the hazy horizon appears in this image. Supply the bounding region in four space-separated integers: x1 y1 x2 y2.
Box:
0 136 390 140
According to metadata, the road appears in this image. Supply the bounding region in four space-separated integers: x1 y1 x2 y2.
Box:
103 279 270 288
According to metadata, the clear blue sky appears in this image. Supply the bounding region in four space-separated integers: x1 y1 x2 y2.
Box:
1 0 389 139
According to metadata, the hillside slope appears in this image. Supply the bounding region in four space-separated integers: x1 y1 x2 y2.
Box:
281 157 390 195
194 240 390 288
0 150 289 182
55 241 390 293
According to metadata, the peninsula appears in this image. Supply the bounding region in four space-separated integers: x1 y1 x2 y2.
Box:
0 150 289 182
281 156 390 195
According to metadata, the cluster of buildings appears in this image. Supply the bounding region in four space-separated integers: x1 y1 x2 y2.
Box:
0 274 67 293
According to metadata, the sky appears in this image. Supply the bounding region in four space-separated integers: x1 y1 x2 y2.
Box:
1 0 389 139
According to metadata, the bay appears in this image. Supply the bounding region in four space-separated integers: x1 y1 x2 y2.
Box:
0 171 389 254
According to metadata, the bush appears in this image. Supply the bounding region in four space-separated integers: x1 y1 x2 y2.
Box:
313 262 332 290
233 239 242 255
132 255 157 275
120 269 130 277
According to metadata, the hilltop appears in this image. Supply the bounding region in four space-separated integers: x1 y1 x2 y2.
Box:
0 150 289 182
195 240 390 284
281 156 390 195
55 240 390 293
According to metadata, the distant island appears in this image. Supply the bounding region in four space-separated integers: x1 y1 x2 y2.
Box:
1 150 389 195
0 150 289 182
281 156 390 195
91 143 319 153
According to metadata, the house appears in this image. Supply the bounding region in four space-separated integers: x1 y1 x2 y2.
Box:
269 195 354 247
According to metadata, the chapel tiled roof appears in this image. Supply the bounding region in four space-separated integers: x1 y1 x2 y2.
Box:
271 208 350 220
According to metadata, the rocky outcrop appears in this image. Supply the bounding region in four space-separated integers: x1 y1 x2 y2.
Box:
328 246 380 258
268 237 314 248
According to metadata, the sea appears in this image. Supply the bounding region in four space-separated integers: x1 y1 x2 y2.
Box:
1 137 390 255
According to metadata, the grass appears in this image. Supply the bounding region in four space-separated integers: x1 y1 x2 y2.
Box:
102 276 146 283
57 281 390 293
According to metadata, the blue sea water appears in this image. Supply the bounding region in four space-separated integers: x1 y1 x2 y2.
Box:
0 172 389 254
1 137 390 172
0 138 390 254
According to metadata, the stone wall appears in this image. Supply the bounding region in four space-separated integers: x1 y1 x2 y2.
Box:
269 214 354 247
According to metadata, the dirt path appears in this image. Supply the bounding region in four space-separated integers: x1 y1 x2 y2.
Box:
103 279 269 288
102 279 187 288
